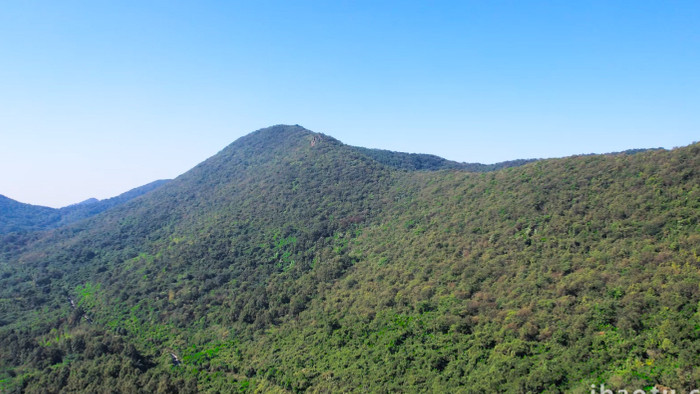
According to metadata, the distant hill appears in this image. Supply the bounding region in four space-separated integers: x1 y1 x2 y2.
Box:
0 125 697 393
0 195 60 234
68 198 100 206
351 146 537 171
0 179 169 234
351 146 658 172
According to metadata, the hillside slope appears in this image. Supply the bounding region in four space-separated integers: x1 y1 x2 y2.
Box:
0 180 170 234
250 145 700 391
0 195 59 234
350 146 536 171
0 125 697 393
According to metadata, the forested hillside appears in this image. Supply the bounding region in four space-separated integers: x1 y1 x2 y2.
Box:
350 146 536 172
0 180 169 234
0 125 697 393
0 195 58 234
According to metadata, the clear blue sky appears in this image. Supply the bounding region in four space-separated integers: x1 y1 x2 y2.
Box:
1 1 698 207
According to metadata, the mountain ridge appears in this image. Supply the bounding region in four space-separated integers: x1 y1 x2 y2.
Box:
0 179 170 234
0 125 698 393
0 124 665 225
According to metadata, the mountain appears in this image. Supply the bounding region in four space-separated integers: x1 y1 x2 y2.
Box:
350 146 537 171
68 198 100 207
0 195 60 234
0 125 698 393
0 179 170 234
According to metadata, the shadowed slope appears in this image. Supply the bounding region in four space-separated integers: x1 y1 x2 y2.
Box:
0 180 170 234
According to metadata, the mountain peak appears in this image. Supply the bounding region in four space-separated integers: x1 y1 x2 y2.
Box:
243 124 315 141
209 124 341 163
2 125 699 392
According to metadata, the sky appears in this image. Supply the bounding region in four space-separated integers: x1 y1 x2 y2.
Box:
1 1 698 208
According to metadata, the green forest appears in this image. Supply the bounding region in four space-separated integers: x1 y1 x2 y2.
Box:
0 125 698 393
0 180 169 234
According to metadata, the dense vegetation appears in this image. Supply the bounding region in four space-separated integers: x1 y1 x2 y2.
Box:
0 180 169 234
350 146 536 172
0 125 697 393
0 195 58 234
